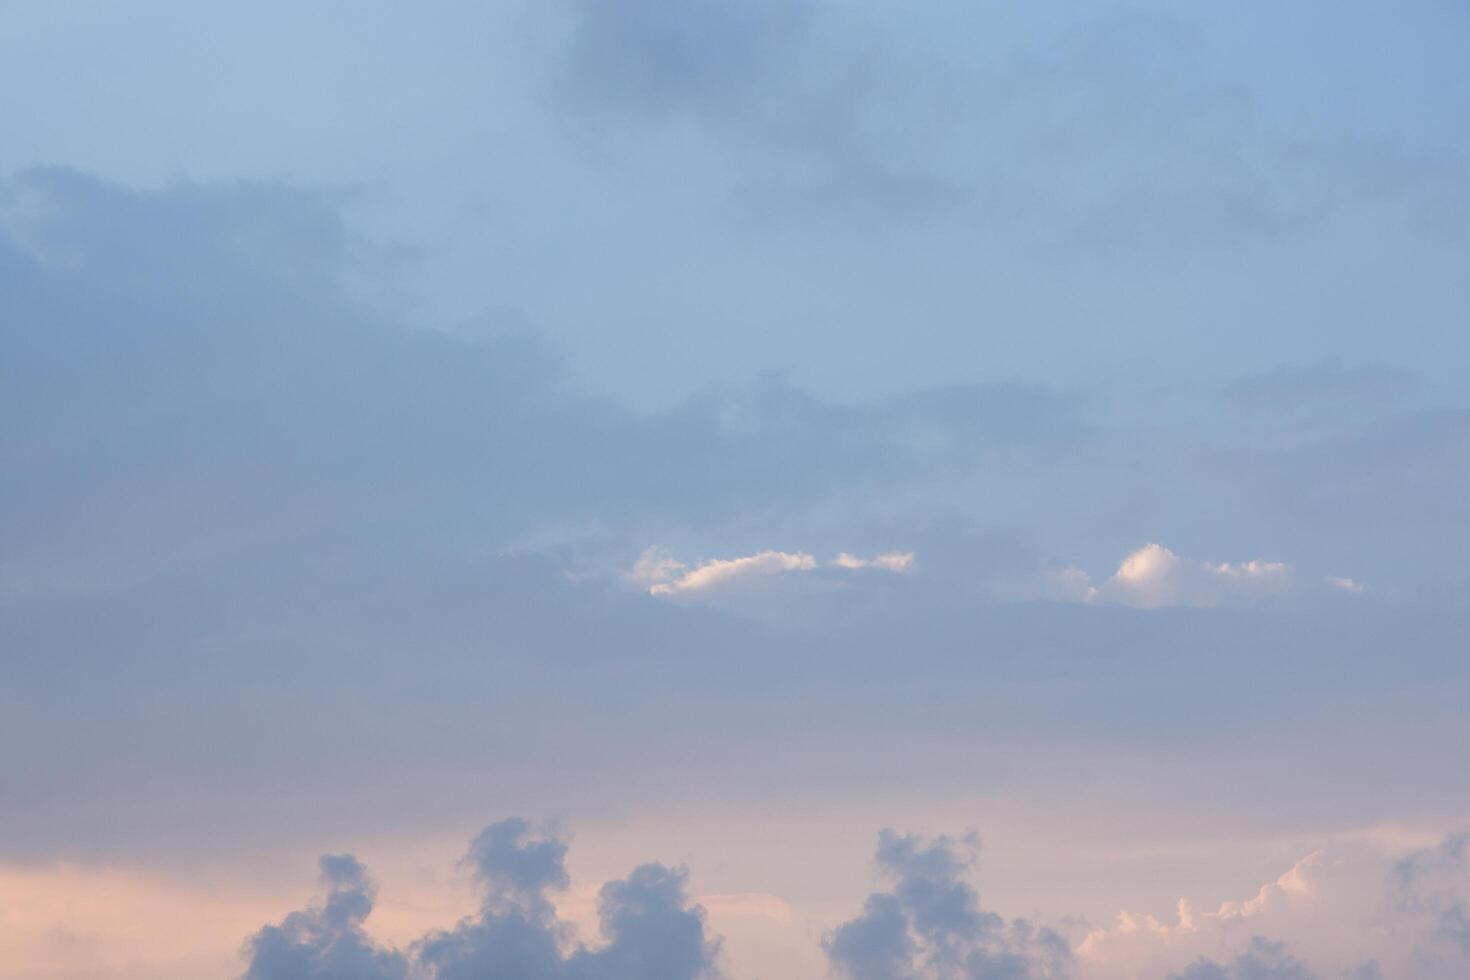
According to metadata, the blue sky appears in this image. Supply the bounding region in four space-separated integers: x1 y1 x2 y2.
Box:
2 3 1469 979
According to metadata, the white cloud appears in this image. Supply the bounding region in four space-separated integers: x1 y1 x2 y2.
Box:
1076 850 1331 976
1075 899 1198 959
1048 566 1101 603
644 550 818 596
830 552 914 572
634 548 913 597
1106 543 1290 608
1213 850 1326 919
627 548 689 589
1060 543 1293 609
1326 576 1367 594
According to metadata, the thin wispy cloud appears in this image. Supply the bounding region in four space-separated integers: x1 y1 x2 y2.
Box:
633 548 914 596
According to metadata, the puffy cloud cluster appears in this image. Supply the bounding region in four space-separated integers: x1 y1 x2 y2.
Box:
824 830 1070 980
241 819 719 980
225 824 1470 980
243 855 408 980
633 548 913 597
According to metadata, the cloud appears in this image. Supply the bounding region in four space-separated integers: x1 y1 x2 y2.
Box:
1106 543 1289 609
1057 543 1294 609
1166 936 1317 980
1393 832 1470 959
1075 900 1199 960
1075 832 1470 979
539 0 961 219
1222 360 1419 426
643 550 817 596
832 552 915 573
1214 852 1326 920
1077 852 1326 970
824 830 1070 980
462 818 571 918
544 0 815 130
634 548 912 596
243 819 719 980
242 854 408 980
538 2 1461 240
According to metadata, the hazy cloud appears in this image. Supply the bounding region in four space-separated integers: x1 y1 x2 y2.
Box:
1166 937 1316 980
1393 832 1470 960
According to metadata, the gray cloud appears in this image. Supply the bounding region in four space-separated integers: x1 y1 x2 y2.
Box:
1165 937 1316 980
536 2 1461 242
242 854 409 980
539 0 965 221
825 830 1071 980
242 819 718 980
1393 832 1470 960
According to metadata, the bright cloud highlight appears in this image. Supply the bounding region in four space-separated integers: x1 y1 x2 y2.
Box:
1056 543 1298 609
634 548 913 596
832 552 915 572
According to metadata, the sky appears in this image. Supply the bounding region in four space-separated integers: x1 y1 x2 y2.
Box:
1 2 1469 978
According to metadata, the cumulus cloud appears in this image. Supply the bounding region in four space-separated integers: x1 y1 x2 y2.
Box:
242 854 408 980
1075 899 1199 960
1076 852 1327 971
824 830 1070 980
1214 852 1326 921
243 819 719 980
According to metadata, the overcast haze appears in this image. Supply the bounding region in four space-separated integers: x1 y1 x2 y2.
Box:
2 3 1469 979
